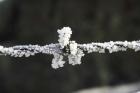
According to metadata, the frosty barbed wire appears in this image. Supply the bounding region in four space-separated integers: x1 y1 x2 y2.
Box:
78 40 140 53
0 44 61 57
0 27 140 69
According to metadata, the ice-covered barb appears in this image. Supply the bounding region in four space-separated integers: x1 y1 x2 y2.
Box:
69 41 78 55
57 27 72 49
68 49 84 65
51 53 65 69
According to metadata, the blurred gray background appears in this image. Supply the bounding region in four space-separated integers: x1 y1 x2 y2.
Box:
0 0 140 93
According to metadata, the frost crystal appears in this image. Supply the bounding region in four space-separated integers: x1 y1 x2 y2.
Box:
51 53 65 69
57 27 72 49
69 41 78 55
78 40 140 53
68 49 84 65
0 27 140 69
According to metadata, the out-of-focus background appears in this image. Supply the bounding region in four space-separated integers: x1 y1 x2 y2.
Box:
0 0 140 93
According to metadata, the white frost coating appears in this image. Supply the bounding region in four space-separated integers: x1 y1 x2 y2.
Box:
69 41 78 55
51 53 65 69
0 44 61 57
68 49 84 65
57 27 72 48
0 27 140 69
78 40 140 53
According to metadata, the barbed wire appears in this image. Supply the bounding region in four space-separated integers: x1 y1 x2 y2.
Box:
0 27 140 69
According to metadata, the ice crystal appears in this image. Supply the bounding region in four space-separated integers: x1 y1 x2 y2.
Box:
51 53 65 69
68 49 84 65
78 40 140 53
57 27 72 49
69 41 78 55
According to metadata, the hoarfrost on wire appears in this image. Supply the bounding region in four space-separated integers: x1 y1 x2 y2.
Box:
51 53 65 69
0 27 140 69
57 27 72 49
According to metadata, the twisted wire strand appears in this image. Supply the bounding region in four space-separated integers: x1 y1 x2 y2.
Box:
0 40 140 58
0 44 61 57
78 40 140 53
